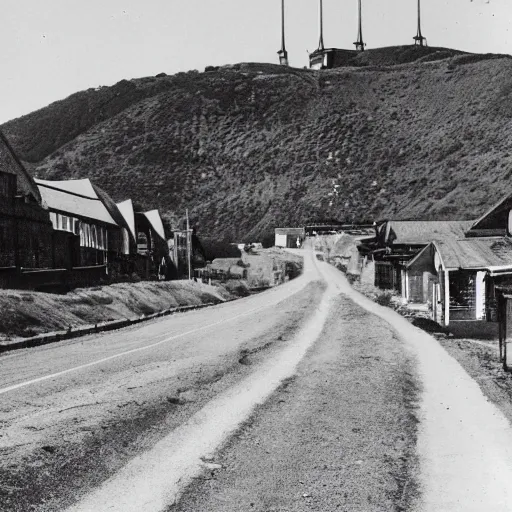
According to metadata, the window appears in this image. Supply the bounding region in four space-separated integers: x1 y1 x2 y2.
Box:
0 173 14 198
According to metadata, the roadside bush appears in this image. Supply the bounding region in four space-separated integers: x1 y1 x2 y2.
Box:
375 291 394 307
346 273 360 285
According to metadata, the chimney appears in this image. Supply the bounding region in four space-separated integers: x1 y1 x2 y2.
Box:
277 0 289 65
354 0 365 51
413 0 427 46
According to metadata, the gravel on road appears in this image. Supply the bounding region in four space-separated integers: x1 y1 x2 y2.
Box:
173 294 420 512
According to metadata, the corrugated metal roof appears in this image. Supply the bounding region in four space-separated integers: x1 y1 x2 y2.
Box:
388 220 473 245
36 180 117 226
435 237 512 270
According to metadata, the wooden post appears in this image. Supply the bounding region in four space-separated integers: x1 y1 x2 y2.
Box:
499 294 505 362
444 269 450 327
475 271 486 320
505 298 512 371
186 210 191 281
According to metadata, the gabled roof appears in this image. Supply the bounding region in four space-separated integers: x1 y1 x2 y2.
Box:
469 192 512 233
117 199 137 241
36 178 118 226
0 131 41 201
385 220 474 246
141 210 166 241
408 237 512 272
36 178 97 198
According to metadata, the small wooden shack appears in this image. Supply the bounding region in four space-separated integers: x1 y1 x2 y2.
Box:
275 228 305 249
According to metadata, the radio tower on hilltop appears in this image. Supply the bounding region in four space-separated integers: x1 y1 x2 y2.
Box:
354 0 365 51
277 0 289 65
317 0 325 51
413 0 427 46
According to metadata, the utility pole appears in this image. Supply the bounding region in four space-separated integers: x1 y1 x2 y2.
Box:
277 0 289 65
318 0 325 51
354 0 365 51
186 209 191 280
413 0 426 46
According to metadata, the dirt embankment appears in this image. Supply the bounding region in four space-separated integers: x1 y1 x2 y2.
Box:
0 249 305 342
0 280 234 341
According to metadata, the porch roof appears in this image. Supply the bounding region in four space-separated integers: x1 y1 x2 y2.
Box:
408 237 512 272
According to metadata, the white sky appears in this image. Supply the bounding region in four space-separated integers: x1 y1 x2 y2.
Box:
1 0 510 124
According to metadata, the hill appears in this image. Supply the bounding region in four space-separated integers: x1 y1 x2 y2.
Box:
2 46 512 242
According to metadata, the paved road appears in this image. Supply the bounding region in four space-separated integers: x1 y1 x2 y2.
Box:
3 246 512 511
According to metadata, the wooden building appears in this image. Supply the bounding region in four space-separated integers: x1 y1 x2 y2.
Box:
406 237 512 326
403 193 512 326
36 178 125 280
117 201 177 279
275 228 305 249
0 132 54 288
359 220 473 292
309 48 360 70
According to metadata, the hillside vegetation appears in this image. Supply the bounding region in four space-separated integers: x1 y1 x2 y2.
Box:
3 46 512 241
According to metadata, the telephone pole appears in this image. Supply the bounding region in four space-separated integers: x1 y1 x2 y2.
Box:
413 0 427 46
186 209 191 280
318 0 325 51
354 0 365 51
277 0 289 65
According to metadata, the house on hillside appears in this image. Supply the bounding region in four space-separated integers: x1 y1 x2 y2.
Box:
0 132 54 287
359 220 473 293
275 228 305 249
36 178 126 281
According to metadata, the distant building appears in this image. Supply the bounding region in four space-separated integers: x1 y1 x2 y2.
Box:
309 0 364 69
117 200 176 279
309 48 359 70
275 228 305 248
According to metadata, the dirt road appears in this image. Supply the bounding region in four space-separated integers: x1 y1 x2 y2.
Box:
3 246 512 511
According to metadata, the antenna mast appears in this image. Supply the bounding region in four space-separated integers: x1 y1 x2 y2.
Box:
318 0 325 51
278 0 289 65
413 0 426 46
354 0 365 51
